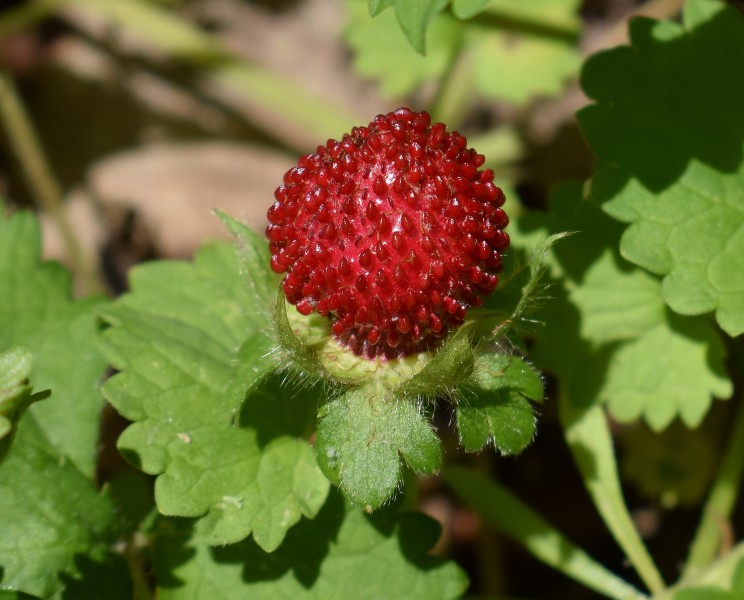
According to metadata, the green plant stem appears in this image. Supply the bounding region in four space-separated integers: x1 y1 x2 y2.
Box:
682 397 744 580
124 532 154 600
0 69 104 294
446 466 648 600
428 35 472 129
560 400 666 596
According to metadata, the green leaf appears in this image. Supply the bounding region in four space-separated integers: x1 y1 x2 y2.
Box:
457 354 542 453
346 0 580 103
315 386 441 509
578 2 744 336
99 241 330 551
215 210 277 311
0 347 48 465
570 249 664 344
619 421 719 508
525 183 732 430
394 0 449 54
451 0 489 19
0 208 108 476
0 428 124 599
0 592 42 600
368 0 395 16
154 491 468 599
601 312 732 431
0 208 125 597
345 1 461 98
470 0 581 105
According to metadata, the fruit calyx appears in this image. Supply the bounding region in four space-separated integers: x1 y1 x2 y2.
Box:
266 107 509 359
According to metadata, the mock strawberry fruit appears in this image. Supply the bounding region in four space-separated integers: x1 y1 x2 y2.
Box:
266 107 509 359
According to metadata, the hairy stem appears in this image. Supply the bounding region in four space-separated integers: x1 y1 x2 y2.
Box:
0 69 104 294
682 397 744 580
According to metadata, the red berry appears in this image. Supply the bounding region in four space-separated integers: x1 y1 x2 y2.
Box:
267 108 509 359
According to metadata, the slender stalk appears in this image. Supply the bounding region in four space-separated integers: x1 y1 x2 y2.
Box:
682 397 744 580
428 35 473 130
446 466 648 600
0 70 104 294
560 401 666 596
124 531 154 600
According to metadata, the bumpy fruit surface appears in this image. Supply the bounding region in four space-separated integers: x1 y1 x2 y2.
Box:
266 108 509 359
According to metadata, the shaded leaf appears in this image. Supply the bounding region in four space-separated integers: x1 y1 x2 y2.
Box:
600 312 731 431
579 2 744 335
619 421 719 508
525 183 732 429
346 1 461 98
347 0 581 103
0 426 123 599
154 491 467 599
457 354 542 453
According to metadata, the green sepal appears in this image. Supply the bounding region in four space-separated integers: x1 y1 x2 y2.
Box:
273 289 330 382
315 385 441 510
474 232 572 341
215 209 276 309
457 353 543 454
396 322 475 400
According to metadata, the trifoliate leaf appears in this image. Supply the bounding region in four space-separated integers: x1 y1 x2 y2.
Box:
0 208 108 476
346 1 461 98
470 0 582 105
600 312 732 431
154 491 468 599
457 354 542 453
578 2 744 336
315 386 441 509
0 347 49 465
394 0 449 54
525 183 732 428
347 0 580 103
99 239 329 551
0 426 125 599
